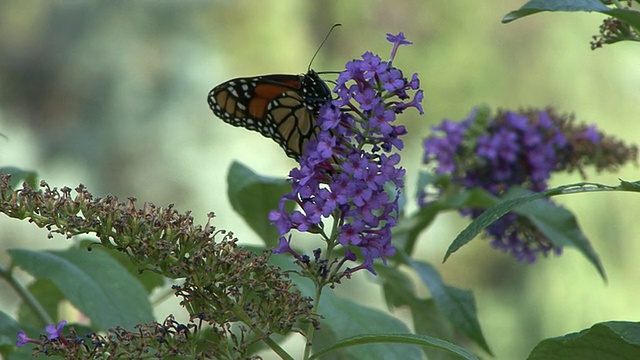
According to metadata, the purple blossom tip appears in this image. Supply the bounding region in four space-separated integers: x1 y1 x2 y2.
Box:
583 125 601 144
386 32 412 46
387 32 412 64
16 331 29 347
46 320 67 340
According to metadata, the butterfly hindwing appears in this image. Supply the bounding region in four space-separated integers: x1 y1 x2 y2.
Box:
207 71 331 159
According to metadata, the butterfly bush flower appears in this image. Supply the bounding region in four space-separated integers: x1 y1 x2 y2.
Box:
270 32 423 275
421 108 638 262
16 331 34 347
46 320 67 340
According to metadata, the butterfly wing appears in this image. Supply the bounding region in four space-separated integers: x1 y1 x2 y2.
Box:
207 72 331 159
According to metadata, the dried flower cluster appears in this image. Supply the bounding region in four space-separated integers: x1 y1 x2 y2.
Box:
1 175 316 358
591 1 640 49
16 316 210 359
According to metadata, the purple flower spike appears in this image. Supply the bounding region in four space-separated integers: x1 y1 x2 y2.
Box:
271 33 422 276
421 107 633 263
422 109 571 261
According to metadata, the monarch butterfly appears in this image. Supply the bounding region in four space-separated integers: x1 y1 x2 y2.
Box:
207 70 332 159
207 24 340 160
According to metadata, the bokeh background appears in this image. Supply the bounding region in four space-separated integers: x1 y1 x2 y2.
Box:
1 1 638 359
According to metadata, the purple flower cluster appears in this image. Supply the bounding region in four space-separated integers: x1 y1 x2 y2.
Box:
422 109 601 262
269 33 423 274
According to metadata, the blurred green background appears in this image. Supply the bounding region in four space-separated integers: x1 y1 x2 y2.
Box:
0 1 638 359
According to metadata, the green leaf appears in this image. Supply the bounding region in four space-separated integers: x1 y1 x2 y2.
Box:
401 173 499 256
393 202 448 256
270 250 473 359
503 0 640 33
503 0 610 23
9 248 153 330
378 266 462 359
313 290 422 359
509 188 605 279
443 186 605 279
17 279 63 327
444 189 549 261
619 179 640 191
607 9 640 33
83 241 165 294
528 321 640 360
0 311 21 347
279 265 420 360
409 260 491 355
377 265 418 308
0 167 38 188
310 333 479 360
226 161 291 248
0 311 44 359
411 299 459 360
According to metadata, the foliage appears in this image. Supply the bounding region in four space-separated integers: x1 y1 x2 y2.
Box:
1 2 640 359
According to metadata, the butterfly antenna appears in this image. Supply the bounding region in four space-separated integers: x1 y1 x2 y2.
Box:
308 23 342 72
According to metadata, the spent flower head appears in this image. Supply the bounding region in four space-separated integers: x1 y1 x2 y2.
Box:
270 33 422 277
1 175 317 354
421 107 637 262
14 316 230 358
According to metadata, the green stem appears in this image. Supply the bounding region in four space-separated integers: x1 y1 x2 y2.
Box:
303 284 324 360
230 302 294 360
0 261 53 325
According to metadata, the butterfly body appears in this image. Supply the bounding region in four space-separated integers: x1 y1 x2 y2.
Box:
208 70 331 159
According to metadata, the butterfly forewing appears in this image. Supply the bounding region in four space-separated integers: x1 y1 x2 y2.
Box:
207 71 331 159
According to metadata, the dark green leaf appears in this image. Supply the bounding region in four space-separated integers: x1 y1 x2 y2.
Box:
444 186 605 279
503 0 610 23
393 202 448 256
0 311 21 347
456 188 498 208
607 9 640 33
314 290 422 359
310 333 479 360
412 299 459 360
9 248 153 330
409 260 491 355
226 161 291 248
528 321 640 360
17 279 63 328
444 189 549 261
278 265 420 360
415 170 441 196
510 188 605 279
619 179 640 191
503 0 640 33
0 311 47 359
377 265 418 308
82 241 165 294
378 265 462 359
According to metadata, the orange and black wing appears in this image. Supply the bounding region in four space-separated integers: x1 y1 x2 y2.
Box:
207 71 331 159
